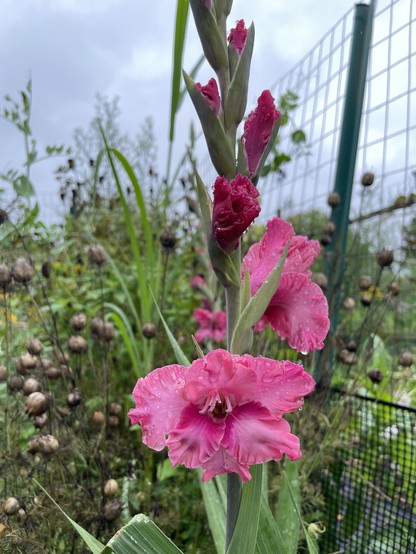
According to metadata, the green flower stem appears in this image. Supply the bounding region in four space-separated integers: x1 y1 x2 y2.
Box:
224 247 242 550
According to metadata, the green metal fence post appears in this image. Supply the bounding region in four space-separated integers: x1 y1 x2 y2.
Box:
314 1 375 388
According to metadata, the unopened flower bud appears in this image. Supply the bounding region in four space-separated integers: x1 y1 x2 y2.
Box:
68 335 88 354
0 263 12 287
27 338 44 356
367 368 383 383
25 392 49 416
327 192 341 207
70 312 87 330
142 323 157 339
160 228 177 252
87 244 106 266
361 172 375 187
23 378 42 396
104 479 119 496
3 497 21 516
102 499 122 521
398 350 413 367
359 275 372 290
377 249 394 268
12 257 34 283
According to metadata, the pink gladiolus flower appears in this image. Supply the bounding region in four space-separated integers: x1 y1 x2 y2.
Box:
228 19 248 54
128 349 315 482
242 90 280 175
242 217 330 352
195 78 221 115
194 308 226 343
212 173 260 253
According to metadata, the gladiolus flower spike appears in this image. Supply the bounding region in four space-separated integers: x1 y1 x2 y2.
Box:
128 349 315 482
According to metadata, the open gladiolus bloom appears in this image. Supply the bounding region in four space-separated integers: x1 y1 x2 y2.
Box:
243 217 330 352
128 349 315 482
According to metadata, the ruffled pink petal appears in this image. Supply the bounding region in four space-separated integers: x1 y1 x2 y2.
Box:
194 308 226 343
184 350 257 408
128 364 188 450
264 273 330 352
284 235 320 276
250 357 315 416
222 402 301 465
201 446 252 482
166 404 225 468
242 218 294 291
228 19 248 54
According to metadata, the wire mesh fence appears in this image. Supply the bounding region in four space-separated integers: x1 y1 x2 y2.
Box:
322 388 416 554
263 0 416 252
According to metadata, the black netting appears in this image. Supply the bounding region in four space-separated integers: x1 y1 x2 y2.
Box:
322 389 416 554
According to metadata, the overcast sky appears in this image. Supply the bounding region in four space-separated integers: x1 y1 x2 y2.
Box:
0 0 358 220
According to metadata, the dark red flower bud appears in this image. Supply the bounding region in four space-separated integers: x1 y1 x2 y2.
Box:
242 91 280 176
195 78 221 115
212 174 260 253
228 19 248 54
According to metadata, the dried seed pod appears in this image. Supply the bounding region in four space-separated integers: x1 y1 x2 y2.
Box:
0 365 8 381
27 338 44 356
312 272 328 291
45 366 61 379
41 261 51 279
12 257 34 283
38 358 53 371
23 378 42 396
359 275 372 290
91 411 105 426
320 234 331 247
0 263 12 287
39 434 59 454
142 323 157 339
28 435 42 454
19 353 37 370
3 497 21 516
104 479 119 496
377 249 394 268
160 228 177 252
346 340 357 352
109 402 122 416
101 321 115 341
108 416 119 427
343 297 356 310
337 348 358 365
25 392 49 416
102 499 123 522
361 172 375 187
367 368 383 383
327 192 341 207
57 352 70 365
360 295 372 307
68 335 88 354
34 412 49 428
0 209 8 225
388 282 400 296
67 389 82 407
87 244 106 266
323 221 336 235
398 350 414 367
70 312 87 331
8 374 24 392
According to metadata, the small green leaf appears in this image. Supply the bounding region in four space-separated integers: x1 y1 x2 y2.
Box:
107 514 184 554
230 242 289 354
291 129 306 144
13 175 35 197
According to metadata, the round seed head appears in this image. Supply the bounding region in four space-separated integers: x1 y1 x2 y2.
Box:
67 389 82 407
108 415 119 427
27 338 44 356
323 221 336 235
361 172 375 187
343 297 356 310
87 244 106 266
0 263 12 287
142 323 157 339
312 272 328 291
68 335 88 354
45 366 61 380
0 365 8 381
160 228 177 252
377 249 394 268
104 479 119 496
398 350 413 367
367 368 383 383
25 392 49 416
8 374 24 392
102 499 123 522
91 411 105 426
359 275 372 290
19 353 37 370
70 312 87 331
327 192 341 207
320 234 331 246
388 282 400 296
34 412 49 429
12 257 34 283
3 497 21 516
108 402 122 416
23 378 42 396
